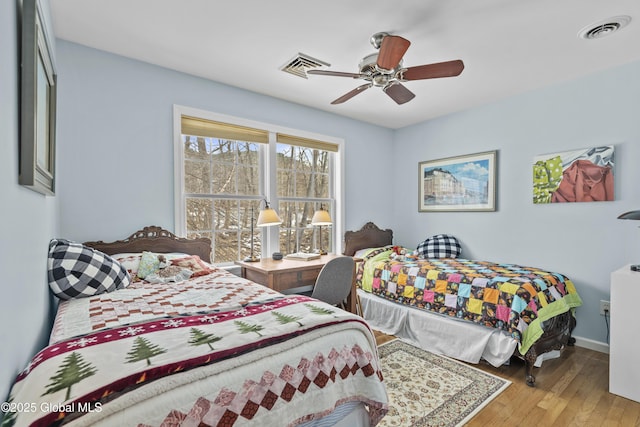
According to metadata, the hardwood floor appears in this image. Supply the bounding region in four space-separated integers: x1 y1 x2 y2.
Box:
373 331 640 426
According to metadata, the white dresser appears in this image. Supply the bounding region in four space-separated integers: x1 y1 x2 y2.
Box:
610 265 640 402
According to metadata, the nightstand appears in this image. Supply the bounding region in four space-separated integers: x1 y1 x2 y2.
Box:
235 254 357 314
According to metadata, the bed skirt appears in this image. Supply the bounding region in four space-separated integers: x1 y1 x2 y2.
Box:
358 289 560 368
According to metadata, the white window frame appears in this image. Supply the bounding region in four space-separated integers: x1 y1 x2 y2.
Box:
173 105 344 264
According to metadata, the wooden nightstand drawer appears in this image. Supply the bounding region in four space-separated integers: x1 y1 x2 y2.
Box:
243 269 268 286
273 267 322 292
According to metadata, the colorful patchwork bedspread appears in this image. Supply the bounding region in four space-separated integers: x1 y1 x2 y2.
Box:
357 247 582 355
5 272 388 426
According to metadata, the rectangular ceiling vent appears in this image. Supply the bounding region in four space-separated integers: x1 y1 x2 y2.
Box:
280 53 330 79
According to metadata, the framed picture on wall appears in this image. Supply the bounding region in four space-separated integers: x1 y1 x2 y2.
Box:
418 150 497 212
19 0 57 196
533 145 614 204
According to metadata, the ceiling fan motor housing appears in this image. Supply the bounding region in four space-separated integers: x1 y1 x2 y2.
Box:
359 53 401 87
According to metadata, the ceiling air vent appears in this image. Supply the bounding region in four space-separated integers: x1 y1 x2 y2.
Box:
280 53 330 79
578 15 631 40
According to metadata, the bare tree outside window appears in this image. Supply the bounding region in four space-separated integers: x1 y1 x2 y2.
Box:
277 144 332 254
184 135 263 263
181 119 335 265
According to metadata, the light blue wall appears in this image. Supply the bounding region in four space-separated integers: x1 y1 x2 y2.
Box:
392 60 640 346
1 0 59 401
54 41 395 244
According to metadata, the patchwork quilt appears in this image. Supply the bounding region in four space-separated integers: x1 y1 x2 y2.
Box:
357 247 582 355
49 269 283 344
5 270 388 427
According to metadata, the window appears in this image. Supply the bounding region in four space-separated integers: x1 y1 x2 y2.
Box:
276 134 336 255
174 107 342 265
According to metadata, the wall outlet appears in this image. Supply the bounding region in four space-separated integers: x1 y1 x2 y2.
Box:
600 300 610 316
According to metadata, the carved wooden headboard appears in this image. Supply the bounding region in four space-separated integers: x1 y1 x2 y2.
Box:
343 222 393 256
83 226 212 262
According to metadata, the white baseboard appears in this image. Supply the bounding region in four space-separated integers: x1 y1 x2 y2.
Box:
572 335 609 354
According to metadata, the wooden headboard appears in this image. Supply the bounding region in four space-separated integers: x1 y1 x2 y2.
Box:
343 222 393 256
84 226 212 262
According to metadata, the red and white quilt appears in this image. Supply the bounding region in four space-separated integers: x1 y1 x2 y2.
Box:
5 270 388 426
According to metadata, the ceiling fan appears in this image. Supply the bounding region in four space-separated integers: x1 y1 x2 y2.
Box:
307 32 464 105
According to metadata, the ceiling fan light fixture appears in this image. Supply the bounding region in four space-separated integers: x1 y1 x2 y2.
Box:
578 15 631 40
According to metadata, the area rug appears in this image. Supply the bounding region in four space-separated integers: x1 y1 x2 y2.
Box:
377 339 510 427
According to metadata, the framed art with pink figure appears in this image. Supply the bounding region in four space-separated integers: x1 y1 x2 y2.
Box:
533 146 614 204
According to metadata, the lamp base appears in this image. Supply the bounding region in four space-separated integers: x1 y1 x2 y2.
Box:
243 256 260 262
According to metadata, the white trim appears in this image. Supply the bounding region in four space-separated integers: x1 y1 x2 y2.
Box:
173 105 186 237
264 132 278 258
572 335 609 354
334 135 344 255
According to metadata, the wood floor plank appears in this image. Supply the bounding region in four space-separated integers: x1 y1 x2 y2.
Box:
373 331 640 426
613 392 640 426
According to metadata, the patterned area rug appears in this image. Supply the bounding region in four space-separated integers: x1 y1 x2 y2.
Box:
377 339 510 427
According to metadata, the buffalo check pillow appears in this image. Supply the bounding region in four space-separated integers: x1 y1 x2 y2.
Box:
48 239 131 300
417 234 462 259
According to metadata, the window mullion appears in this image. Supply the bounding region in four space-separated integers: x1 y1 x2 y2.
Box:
262 133 278 258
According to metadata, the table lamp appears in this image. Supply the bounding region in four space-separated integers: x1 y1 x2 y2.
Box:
245 200 282 262
311 206 332 255
618 210 640 271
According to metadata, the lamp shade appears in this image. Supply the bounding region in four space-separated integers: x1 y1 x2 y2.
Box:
256 207 282 227
311 208 332 226
618 210 640 220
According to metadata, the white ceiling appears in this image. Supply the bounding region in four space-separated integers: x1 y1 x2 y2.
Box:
50 0 640 129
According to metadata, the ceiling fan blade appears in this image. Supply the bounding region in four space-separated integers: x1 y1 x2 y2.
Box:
377 35 411 71
307 70 363 78
331 83 372 105
383 83 415 105
402 60 465 81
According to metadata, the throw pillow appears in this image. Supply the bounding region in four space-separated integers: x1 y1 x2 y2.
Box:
417 234 462 259
112 253 143 282
137 251 161 279
145 266 193 284
48 239 131 300
170 255 214 277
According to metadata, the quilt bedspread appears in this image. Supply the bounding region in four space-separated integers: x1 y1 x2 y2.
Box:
49 269 284 344
6 278 387 426
357 248 582 355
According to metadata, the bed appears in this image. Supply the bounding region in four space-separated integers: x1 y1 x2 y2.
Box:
5 226 388 427
344 222 582 387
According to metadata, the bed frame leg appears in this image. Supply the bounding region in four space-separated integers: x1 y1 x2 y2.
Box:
523 354 537 387
521 311 576 387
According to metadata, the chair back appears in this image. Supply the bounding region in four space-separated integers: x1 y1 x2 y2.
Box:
311 256 355 306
